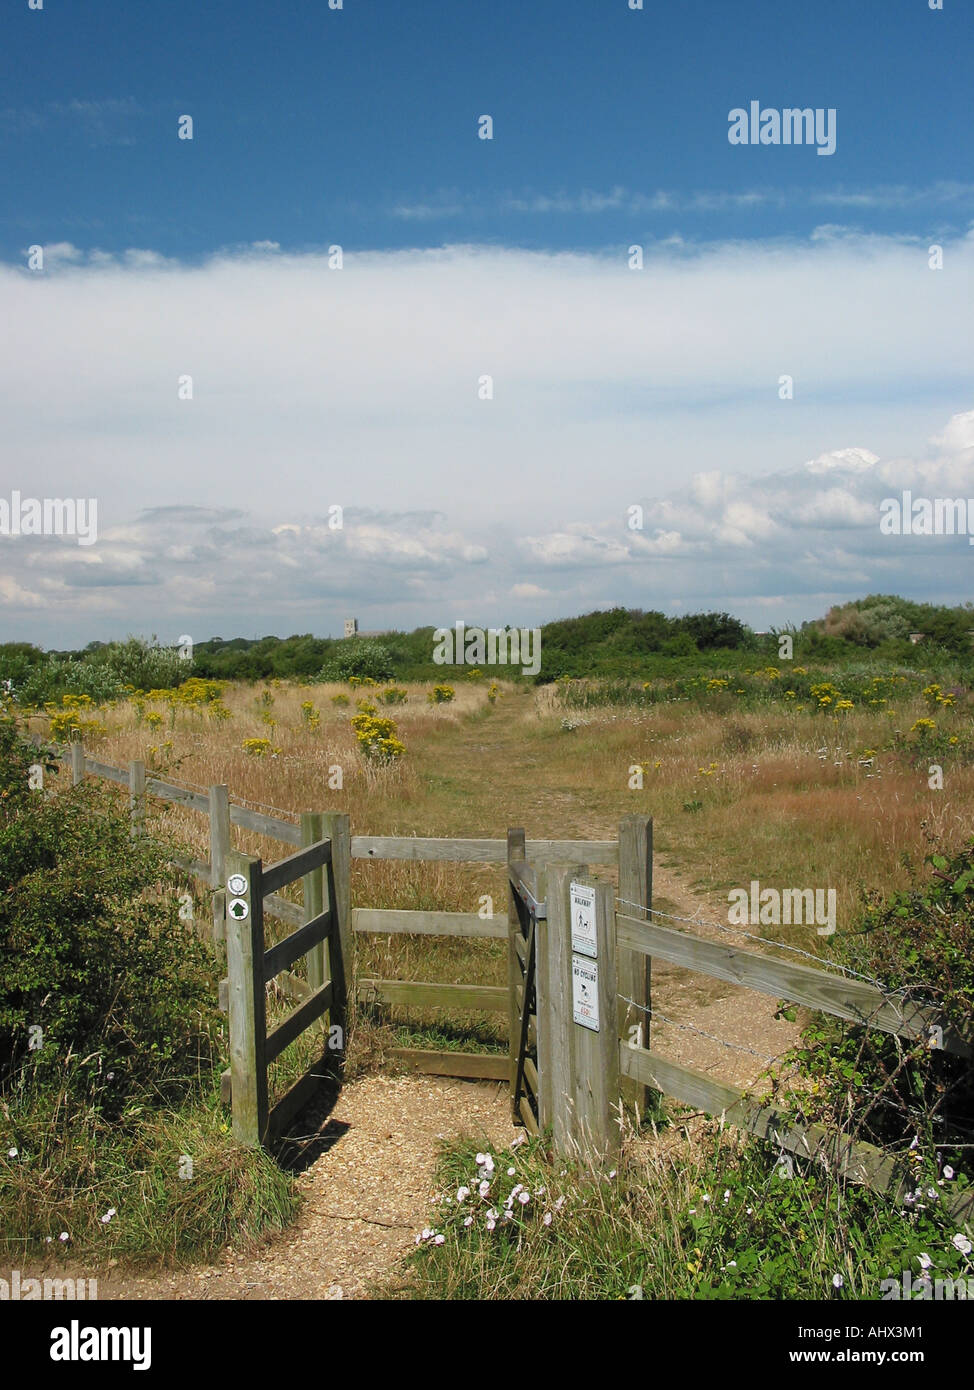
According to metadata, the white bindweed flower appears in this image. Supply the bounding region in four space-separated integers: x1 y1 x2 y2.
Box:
463 1215 473 1227
518 1191 530 1205
59 1232 69 1243
486 1218 496 1231
507 1166 516 1176
475 1153 486 1165
478 1180 490 1198
702 1194 710 1203
918 1253 933 1270
952 1234 972 1256
486 1208 498 1221
456 1187 469 1202
943 1166 955 1181
832 1274 843 1289
433 1234 445 1246
7 1148 17 1158
543 1213 552 1226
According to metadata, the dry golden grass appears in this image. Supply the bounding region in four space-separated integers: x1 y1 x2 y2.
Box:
36 674 973 1056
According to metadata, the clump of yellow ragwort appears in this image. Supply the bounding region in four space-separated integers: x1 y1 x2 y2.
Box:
350 708 406 762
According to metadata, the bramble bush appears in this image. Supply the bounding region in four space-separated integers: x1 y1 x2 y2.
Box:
770 838 974 1162
0 713 219 1118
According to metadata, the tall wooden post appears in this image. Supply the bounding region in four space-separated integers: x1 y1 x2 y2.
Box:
506 827 526 1120
541 862 585 1155
321 812 351 1063
226 850 268 1146
209 784 231 945
618 815 653 1113
70 739 84 786
546 868 620 1163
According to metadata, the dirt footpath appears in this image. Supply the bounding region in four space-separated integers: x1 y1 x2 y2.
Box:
90 1072 513 1301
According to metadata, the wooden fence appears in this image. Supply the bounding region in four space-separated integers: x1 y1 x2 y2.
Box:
517 852 973 1220
55 744 646 1126
53 742 972 1210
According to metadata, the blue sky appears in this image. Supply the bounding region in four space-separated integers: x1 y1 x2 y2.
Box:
4 0 972 258
0 0 972 646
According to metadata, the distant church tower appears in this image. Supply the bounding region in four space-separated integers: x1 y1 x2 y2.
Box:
344 618 359 638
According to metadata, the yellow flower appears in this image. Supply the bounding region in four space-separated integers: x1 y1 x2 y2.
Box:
242 737 272 757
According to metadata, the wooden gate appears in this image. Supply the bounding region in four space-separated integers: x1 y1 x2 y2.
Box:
223 812 351 1146
506 830 544 1133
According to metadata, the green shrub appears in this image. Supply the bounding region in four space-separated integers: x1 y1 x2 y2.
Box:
319 640 395 683
0 716 218 1116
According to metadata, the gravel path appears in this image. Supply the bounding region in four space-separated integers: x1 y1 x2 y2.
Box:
73 858 799 1301
88 1072 513 1301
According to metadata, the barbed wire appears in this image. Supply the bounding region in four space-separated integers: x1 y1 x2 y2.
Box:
617 991 787 1066
616 894 901 993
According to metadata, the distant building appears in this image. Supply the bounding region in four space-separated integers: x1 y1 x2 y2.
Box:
343 617 392 639
909 633 925 645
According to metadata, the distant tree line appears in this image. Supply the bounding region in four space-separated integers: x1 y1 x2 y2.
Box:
2 596 971 705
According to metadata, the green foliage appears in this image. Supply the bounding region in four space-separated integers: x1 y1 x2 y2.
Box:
0 718 219 1116
395 1133 973 1301
0 712 298 1263
319 640 396 683
819 595 974 656
778 839 974 1154
0 637 189 709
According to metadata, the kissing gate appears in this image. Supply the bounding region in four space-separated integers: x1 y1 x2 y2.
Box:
58 741 974 1210
218 807 652 1157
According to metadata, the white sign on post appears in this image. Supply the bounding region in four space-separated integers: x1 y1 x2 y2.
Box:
570 881 598 958
572 954 600 1031
227 873 247 896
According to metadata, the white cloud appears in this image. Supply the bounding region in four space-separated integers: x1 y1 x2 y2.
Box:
0 232 971 642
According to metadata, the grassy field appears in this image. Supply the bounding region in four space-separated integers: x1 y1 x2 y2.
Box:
10 658 972 1292
33 661 974 1067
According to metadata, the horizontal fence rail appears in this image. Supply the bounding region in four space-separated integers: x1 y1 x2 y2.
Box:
617 911 972 1059
351 835 618 864
351 908 508 940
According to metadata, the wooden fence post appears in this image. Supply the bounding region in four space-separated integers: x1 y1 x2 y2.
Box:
225 849 268 1146
618 815 653 1113
546 868 620 1163
70 739 84 786
321 812 351 1062
540 862 586 1154
128 759 146 838
507 827 527 1119
209 784 230 944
